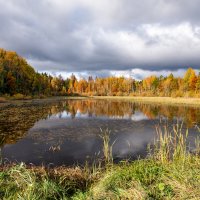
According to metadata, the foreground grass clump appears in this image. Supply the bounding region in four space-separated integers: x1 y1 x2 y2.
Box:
1 123 200 199
1 156 200 200
0 164 98 200
79 155 200 199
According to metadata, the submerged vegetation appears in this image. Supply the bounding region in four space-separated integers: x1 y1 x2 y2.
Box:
0 48 200 99
0 122 200 199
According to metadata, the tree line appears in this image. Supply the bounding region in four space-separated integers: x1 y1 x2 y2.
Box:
0 48 200 97
0 49 69 97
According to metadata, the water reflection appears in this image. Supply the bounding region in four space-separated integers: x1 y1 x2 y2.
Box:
47 100 200 126
0 99 200 166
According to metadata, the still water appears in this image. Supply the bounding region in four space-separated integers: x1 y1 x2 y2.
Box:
0 99 199 166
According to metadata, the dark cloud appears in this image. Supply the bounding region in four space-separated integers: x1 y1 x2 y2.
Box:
0 0 200 76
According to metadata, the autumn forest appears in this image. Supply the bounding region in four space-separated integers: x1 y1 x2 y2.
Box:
0 48 200 98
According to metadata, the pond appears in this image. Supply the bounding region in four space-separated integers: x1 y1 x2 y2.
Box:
0 98 200 166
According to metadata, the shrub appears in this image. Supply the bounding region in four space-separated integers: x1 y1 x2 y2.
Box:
116 91 123 96
0 97 6 103
171 90 183 98
38 94 46 99
183 91 196 98
129 92 136 96
12 93 25 100
194 92 200 98
107 92 114 96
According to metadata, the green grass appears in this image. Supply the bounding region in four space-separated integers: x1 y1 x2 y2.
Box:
0 164 96 200
0 123 200 200
80 122 200 200
78 156 200 200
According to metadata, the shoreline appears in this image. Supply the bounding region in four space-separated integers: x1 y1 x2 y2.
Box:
1 95 200 107
0 96 88 106
92 96 200 107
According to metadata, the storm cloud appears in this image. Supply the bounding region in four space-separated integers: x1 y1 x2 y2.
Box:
0 0 200 78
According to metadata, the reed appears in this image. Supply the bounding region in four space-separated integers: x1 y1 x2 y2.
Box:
83 122 200 199
153 121 189 164
99 128 116 166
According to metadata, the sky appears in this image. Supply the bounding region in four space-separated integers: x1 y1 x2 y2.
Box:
0 0 200 79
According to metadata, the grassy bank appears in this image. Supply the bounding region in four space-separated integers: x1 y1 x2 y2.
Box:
2 95 200 107
0 96 88 105
93 96 200 107
1 124 200 199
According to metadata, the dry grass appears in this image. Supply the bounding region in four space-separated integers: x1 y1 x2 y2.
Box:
0 163 99 199
93 96 200 107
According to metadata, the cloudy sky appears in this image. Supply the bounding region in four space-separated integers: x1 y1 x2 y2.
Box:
0 0 200 79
